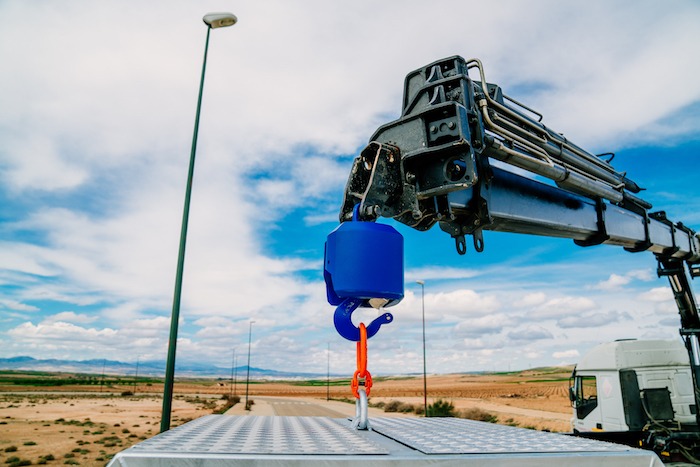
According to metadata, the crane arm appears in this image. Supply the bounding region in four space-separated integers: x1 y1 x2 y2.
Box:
339 55 700 427
340 56 699 265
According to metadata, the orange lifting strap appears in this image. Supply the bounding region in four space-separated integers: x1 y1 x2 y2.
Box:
351 323 373 398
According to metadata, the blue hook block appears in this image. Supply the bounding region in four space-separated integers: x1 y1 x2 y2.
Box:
323 217 404 307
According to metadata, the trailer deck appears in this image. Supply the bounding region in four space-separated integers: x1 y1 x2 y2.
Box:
107 415 663 466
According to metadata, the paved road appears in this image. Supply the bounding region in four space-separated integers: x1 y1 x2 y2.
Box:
258 397 349 417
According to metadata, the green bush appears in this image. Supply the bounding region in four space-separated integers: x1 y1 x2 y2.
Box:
4 446 18 453
383 400 413 413
5 458 32 467
427 399 455 417
458 407 498 423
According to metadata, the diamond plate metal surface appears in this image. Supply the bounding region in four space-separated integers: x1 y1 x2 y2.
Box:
131 415 387 455
370 417 630 454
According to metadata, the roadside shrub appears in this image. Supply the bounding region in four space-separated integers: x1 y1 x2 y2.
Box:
382 400 400 412
458 407 498 423
23 441 37 446
6 458 32 467
217 395 241 412
4 446 18 452
383 400 410 413
427 399 455 417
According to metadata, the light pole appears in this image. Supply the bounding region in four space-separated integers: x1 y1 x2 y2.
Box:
245 320 255 410
229 348 235 399
416 280 428 416
161 12 238 434
233 355 238 397
326 342 330 401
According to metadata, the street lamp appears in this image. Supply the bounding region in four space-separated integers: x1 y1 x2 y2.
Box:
326 342 330 401
160 12 238 434
229 348 235 399
416 280 428 416
245 320 255 410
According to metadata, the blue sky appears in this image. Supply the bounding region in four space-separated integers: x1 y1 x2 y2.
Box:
1 1 699 376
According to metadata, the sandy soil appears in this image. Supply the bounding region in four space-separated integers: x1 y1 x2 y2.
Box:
0 370 573 466
0 393 228 466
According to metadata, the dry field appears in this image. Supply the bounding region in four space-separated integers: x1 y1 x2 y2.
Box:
0 368 573 466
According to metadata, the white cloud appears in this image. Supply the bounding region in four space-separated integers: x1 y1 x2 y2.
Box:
531 296 597 319
454 314 509 338
595 273 631 291
507 326 554 342
594 269 654 291
515 292 546 307
461 338 489 350
558 312 616 329
0 299 39 312
9 321 118 344
406 267 480 282
42 312 96 325
427 289 501 317
640 287 673 302
553 349 580 359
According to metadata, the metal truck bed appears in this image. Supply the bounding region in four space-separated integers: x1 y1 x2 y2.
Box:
107 415 663 466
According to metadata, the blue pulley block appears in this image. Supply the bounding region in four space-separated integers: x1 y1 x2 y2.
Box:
324 206 404 341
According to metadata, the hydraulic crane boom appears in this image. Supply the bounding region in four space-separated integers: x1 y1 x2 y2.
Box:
340 56 700 452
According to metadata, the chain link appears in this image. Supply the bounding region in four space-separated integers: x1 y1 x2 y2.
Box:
351 323 373 398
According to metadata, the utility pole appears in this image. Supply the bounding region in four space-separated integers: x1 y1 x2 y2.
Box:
326 342 330 401
417 280 428 416
245 321 255 410
229 348 235 399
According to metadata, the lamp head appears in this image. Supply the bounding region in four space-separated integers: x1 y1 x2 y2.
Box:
416 280 425 286
203 12 238 29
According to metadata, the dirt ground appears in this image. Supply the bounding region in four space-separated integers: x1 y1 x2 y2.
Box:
0 369 573 466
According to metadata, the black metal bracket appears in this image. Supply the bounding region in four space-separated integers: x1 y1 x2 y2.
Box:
574 199 610 247
339 142 406 222
437 173 491 255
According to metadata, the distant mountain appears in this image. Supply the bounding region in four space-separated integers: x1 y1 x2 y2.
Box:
0 356 325 379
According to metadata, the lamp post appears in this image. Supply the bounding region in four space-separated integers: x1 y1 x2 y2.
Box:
160 12 238 434
326 342 330 401
233 355 238 397
416 280 428 416
245 320 255 410
229 348 235 399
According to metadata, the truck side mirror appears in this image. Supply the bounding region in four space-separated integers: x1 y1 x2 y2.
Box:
569 387 576 403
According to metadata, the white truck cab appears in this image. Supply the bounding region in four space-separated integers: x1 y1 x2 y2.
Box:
570 339 696 436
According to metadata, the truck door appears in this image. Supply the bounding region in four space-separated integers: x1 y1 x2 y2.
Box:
571 373 604 431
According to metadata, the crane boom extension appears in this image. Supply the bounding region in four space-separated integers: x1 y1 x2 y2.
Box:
340 56 700 449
